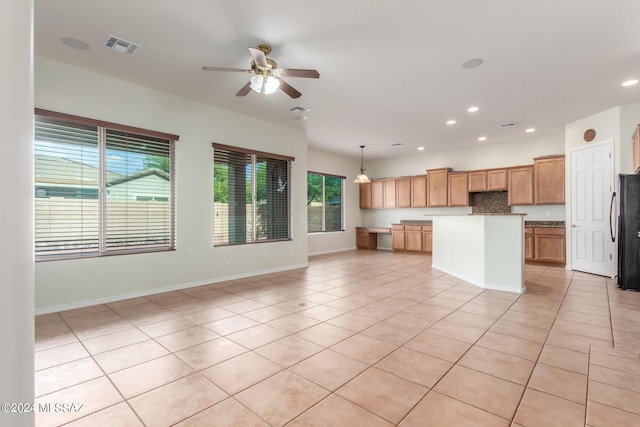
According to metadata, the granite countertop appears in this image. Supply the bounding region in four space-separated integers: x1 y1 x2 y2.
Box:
525 221 565 227
400 220 432 225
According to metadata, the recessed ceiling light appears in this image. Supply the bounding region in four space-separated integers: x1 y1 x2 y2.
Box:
525 128 536 133
622 79 639 87
417 147 425 151
478 136 487 141
461 58 484 69
61 37 90 50
446 119 457 125
467 106 479 113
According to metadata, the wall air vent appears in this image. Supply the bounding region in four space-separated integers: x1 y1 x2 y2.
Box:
104 35 140 54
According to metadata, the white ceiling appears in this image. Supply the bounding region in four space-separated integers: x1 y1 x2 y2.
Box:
34 0 640 160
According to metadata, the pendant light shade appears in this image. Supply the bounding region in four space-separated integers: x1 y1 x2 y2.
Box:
354 145 371 183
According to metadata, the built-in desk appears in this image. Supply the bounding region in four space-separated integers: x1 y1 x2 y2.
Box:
356 227 391 250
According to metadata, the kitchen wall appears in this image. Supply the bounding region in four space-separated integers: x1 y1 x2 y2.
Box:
35 57 309 313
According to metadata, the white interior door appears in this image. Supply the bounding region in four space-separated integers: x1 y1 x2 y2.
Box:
570 140 616 277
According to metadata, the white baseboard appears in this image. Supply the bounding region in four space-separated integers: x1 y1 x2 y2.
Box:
35 262 309 315
308 247 357 257
432 263 527 294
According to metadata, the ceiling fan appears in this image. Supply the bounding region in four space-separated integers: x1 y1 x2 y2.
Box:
202 44 319 99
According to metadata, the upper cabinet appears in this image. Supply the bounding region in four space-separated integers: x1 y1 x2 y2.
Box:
396 177 412 208
384 179 396 208
533 155 565 204
468 170 487 192
508 166 534 205
359 182 372 209
487 169 508 190
633 125 640 174
448 172 469 206
427 168 450 207
371 180 384 208
410 176 427 207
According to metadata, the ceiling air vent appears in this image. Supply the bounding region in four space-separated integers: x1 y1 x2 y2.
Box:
104 35 140 54
499 122 518 128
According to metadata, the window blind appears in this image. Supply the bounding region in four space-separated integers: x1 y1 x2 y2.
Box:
213 144 293 246
34 112 177 260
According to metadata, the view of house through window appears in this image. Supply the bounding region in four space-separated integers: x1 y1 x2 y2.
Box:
307 172 344 233
213 144 293 246
34 110 177 260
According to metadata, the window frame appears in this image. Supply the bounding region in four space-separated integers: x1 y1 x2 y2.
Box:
34 109 179 261
213 143 294 247
307 171 346 233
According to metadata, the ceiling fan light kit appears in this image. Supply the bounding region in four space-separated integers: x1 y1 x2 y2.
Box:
202 44 319 99
354 145 371 184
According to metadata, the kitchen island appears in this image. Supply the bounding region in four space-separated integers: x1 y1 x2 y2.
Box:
432 214 526 294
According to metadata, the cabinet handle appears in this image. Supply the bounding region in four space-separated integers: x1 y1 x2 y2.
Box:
609 191 616 243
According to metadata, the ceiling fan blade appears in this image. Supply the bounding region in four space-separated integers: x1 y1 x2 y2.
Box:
248 47 268 68
277 68 320 79
235 82 252 97
202 66 252 73
278 79 302 99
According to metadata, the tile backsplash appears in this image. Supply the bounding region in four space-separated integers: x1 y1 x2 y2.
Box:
470 191 510 214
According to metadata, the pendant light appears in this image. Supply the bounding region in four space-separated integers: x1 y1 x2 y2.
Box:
354 145 371 183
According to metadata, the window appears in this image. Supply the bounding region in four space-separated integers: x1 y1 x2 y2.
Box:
34 109 178 260
213 143 293 246
307 172 345 233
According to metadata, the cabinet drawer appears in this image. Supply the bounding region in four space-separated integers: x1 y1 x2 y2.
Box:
405 225 422 231
534 227 564 235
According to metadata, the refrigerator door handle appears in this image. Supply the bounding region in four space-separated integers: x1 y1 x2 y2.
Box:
609 191 616 242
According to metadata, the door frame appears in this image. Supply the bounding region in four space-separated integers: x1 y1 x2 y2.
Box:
567 139 616 277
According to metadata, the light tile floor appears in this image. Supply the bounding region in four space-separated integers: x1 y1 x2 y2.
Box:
34 250 640 426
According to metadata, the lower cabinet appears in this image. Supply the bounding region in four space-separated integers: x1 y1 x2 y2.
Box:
356 227 377 249
392 224 432 253
525 227 566 264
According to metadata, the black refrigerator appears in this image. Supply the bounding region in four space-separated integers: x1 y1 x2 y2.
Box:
617 174 640 291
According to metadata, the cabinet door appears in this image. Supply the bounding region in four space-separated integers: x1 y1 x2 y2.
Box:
406 230 422 251
422 226 433 253
356 227 369 249
371 180 384 209
448 172 469 206
396 178 412 208
384 179 396 208
487 169 508 190
534 227 565 263
524 228 534 261
534 156 565 204
468 171 487 192
359 182 372 209
391 225 405 250
427 168 450 207
508 166 534 205
411 176 427 207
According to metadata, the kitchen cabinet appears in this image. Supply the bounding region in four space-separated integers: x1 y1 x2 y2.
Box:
534 155 565 204
448 172 469 206
534 227 566 264
405 225 423 251
422 225 433 253
411 176 427 207
487 169 508 190
384 179 396 208
508 166 534 205
427 168 450 207
392 224 406 250
468 171 487 192
524 227 534 261
356 227 376 249
633 125 640 174
359 182 372 209
524 227 565 264
396 178 412 208
371 180 384 208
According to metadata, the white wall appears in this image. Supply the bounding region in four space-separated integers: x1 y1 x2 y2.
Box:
35 57 309 313
307 149 362 255
1 0 34 425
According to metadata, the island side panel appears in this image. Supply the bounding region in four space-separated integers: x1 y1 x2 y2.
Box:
432 216 486 285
